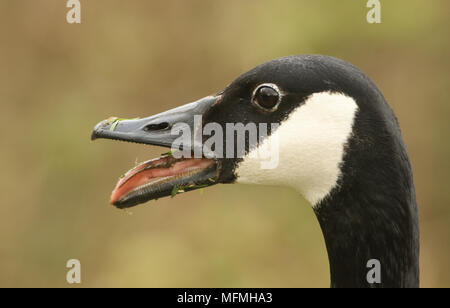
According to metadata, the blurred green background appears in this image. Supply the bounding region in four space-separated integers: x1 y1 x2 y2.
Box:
0 0 449 287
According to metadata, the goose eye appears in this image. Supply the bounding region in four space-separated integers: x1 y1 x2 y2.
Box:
253 86 280 110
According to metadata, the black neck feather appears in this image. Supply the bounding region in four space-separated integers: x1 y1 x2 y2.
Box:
314 109 420 288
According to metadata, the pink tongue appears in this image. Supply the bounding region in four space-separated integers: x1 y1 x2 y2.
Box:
115 157 173 189
110 158 213 204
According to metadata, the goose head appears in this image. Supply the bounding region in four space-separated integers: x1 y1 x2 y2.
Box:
92 55 419 288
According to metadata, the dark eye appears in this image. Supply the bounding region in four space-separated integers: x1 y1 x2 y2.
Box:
253 85 280 110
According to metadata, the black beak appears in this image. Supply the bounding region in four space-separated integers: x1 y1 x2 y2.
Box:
91 95 218 151
91 95 220 209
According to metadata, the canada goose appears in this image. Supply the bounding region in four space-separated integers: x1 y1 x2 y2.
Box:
91 55 419 288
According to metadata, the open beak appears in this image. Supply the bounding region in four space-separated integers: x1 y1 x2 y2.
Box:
91 96 220 209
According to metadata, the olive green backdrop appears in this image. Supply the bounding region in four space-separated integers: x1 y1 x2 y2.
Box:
0 0 448 287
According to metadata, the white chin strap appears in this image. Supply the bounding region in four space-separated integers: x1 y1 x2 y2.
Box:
235 91 358 207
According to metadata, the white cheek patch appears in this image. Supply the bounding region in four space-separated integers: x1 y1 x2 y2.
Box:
235 92 358 207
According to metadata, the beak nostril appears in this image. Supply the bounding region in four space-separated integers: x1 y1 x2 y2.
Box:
143 122 170 132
